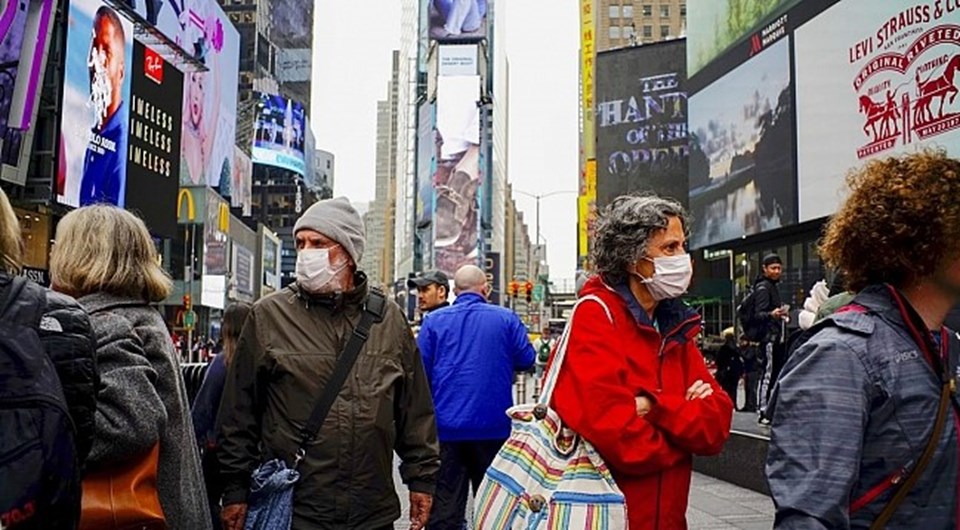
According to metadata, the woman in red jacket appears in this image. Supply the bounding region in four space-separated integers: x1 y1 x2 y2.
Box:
552 194 733 529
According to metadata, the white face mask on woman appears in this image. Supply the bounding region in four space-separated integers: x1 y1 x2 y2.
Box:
296 248 347 294
636 253 693 301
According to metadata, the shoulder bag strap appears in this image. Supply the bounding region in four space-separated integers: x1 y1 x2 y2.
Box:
293 289 388 466
870 330 954 529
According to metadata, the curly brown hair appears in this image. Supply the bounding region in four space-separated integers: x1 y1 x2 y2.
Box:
820 149 960 292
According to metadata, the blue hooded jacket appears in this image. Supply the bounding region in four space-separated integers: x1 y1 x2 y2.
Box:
417 292 535 441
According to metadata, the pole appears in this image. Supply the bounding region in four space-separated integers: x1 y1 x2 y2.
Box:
188 224 195 363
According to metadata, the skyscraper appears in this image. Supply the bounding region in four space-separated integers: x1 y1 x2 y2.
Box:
596 0 687 51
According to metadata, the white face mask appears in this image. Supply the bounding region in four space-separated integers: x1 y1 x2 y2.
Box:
637 253 693 301
296 249 347 294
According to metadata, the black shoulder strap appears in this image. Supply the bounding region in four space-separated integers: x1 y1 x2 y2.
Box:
293 289 387 466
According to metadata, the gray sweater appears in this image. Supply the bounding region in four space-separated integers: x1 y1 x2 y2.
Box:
81 293 211 530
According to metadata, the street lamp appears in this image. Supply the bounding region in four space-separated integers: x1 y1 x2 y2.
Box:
512 189 578 260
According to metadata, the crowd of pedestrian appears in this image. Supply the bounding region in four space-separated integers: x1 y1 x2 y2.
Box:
1 149 959 530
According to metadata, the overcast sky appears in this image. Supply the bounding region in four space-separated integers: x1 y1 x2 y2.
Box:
313 1 580 279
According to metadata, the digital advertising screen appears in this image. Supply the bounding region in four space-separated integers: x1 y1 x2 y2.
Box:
178 3 239 188
795 0 960 222
122 0 230 63
433 75 481 276
252 91 307 175
595 40 689 210
427 0 487 43
125 41 183 238
688 37 796 249
230 146 253 216
416 101 436 229
0 0 30 135
57 0 134 208
687 0 801 77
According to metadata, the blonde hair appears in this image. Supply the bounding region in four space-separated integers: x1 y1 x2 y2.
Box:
0 187 22 274
50 205 172 301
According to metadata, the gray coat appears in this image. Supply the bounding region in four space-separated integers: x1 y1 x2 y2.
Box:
81 293 211 530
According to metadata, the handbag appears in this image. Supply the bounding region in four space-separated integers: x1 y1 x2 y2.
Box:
79 443 166 530
473 295 627 530
243 290 387 530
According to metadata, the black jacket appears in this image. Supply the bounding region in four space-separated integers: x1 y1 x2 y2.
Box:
752 276 783 340
40 290 99 467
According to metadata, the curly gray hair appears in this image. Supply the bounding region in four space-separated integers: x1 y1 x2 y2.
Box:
592 194 689 285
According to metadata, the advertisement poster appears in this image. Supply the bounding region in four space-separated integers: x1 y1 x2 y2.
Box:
595 41 689 210
252 91 307 175
434 75 481 275
125 41 182 237
439 44 477 76
231 243 254 297
229 146 253 216
203 190 228 275
179 3 239 188
687 0 801 77
262 232 280 291
0 0 29 135
796 0 960 222
123 0 225 62
416 101 436 229
57 0 134 208
427 0 487 42
688 38 796 249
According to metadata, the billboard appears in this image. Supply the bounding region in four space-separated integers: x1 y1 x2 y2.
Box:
179 5 239 187
58 0 134 208
122 0 227 62
229 146 253 216
262 230 281 291
439 44 477 76
427 0 487 42
416 102 436 229
796 0 960 222
125 42 183 238
595 41 688 210
688 37 796 249
231 243 254 297
0 0 30 135
203 189 228 275
434 75 481 275
252 92 307 176
687 0 801 77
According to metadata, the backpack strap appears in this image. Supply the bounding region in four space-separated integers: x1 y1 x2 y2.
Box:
293 289 387 467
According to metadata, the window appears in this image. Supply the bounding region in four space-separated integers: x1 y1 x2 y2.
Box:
609 26 621 39
642 4 652 16
661 5 670 17
680 3 687 16
643 25 653 38
623 5 634 17
623 24 635 38
660 25 670 38
609 5 620 18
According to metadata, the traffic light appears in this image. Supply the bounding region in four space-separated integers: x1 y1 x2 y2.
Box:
182 294 192 310
525 281 534 303
509 280 519 299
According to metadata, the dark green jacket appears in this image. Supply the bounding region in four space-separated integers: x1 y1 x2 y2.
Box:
217 274 440 529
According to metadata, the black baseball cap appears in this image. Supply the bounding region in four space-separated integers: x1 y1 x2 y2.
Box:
408 270 450 289
762 253 782 266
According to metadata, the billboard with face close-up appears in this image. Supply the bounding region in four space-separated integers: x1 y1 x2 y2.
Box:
688 37 796 249
251 91 307 176
427 0 487 42
795 0 960 222
57 0 134 208
595 40 689 210
178 2 239 188
433 75 481 275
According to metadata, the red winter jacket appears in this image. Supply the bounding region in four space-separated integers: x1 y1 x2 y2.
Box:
550 277 733 530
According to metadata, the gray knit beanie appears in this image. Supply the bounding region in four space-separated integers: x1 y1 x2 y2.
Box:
293 197 365 264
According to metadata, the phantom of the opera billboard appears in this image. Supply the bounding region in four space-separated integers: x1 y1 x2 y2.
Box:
595 40 689 210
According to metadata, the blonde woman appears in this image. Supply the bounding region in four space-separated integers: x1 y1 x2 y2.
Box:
50 205 212 530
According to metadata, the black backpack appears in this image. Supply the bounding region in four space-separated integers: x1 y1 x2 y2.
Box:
737 284 767 342
0 276 80 530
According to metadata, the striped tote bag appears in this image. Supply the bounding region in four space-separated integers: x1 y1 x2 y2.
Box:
473 295 627 530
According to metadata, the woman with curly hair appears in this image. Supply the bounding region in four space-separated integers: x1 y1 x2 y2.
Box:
550 194 733 529
766 150 960 529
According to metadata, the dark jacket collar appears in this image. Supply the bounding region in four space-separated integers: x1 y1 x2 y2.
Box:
611 279 698 334
289 271 369 312
853 284 946 368
453 292 487 306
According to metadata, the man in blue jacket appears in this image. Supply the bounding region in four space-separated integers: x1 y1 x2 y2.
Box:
416 264 535 530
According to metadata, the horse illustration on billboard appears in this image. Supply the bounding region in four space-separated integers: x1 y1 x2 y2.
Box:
859 90 901 140
914 54 960 125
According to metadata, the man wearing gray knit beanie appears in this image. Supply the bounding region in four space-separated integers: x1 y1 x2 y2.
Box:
217 197 441 530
